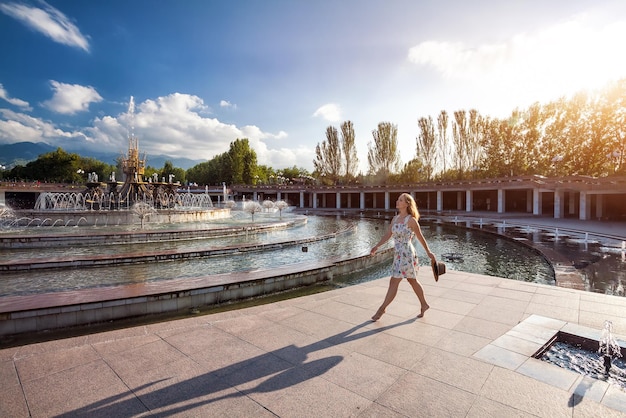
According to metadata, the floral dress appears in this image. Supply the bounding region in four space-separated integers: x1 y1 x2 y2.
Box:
391 215 418 278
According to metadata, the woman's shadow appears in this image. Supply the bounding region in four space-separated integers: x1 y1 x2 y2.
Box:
56 316 419 417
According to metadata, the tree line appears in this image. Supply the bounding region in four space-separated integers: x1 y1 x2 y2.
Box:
2 79 624 186
315 78 626 184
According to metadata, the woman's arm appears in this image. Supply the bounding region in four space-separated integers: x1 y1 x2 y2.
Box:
408 217 436 261
370 220 393 255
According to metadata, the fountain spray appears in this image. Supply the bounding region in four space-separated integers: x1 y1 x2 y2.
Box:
598 320 623 375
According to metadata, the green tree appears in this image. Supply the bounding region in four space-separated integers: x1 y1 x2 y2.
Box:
160 161 186 184
452 111 469 178
227 138 257 184
314 126 342 184
367 122 401 182
340 121 359 182
399 158 426 183
18 148 82 183
601 80 626 174
437 110 450 175
416 116 437 181
467 109 485 176
77 156 116 183
186 160 212 185
480 116 519 177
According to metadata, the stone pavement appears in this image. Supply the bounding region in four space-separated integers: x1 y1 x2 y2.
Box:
2 268 626 417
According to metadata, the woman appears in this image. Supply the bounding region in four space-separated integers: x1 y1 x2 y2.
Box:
370 193 436 321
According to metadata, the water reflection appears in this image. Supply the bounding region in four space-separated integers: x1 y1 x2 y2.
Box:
0 215 623 298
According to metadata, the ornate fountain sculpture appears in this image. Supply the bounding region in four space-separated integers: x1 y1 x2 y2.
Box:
83 96 179 210
19 97 220 226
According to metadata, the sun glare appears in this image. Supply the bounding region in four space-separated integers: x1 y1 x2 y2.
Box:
409 15 626 114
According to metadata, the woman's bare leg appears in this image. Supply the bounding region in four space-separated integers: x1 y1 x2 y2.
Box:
372 277 402 321
407 278 429 317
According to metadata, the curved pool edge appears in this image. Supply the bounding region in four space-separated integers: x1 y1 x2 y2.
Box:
0 248 393 339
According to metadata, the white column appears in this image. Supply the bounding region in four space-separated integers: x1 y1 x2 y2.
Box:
466 190 473 212
277 192 281 201
336 192 341 209
360 192 365 210
436 190 443 212
533 189 543 215
253 191 258 201
313 192 318 209
595 194 604 220
384 192 390 210
299 191 304 208
569 193 576 215
497 189 505 214
579 191 590 220
554 190 564 219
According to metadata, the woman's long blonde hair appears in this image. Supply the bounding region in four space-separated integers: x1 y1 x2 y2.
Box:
400 193 420 220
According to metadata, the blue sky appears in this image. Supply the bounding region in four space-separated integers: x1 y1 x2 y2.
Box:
2 0 626 172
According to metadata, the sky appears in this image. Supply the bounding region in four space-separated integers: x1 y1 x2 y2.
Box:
2 0 626 173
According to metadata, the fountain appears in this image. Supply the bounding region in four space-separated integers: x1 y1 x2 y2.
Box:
599 320 623 375
17 97 227 227
534 320 626 389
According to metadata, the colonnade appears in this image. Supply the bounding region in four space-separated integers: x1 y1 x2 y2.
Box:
237 175 626 221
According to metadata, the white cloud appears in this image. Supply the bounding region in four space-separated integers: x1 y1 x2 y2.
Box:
0 92 310 169
407 15 626 113
219 99 237 109
42 81 103 114
0 108 83 144
84 93 289 163
0 83 31 110
313 103 342 122
0 0 90 51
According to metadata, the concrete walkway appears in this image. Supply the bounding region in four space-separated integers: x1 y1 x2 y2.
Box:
2 268 626 417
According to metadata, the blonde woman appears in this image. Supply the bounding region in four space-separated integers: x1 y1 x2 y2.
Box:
370 193 436 321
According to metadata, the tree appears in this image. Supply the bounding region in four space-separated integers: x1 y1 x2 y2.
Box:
187 138 257 185
22 148 81 183
78 157 116 184
601 80 626 175
452 111 469 178
467 109 485 176
480 116 519 177
160 160 186 184
367 122 401 181
399 158 426 183
227 138 257 184
437 110 450 175
416 116 437 181
313 126 342 184
340 121 359 182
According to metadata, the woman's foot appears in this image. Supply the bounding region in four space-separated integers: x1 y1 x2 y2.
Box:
417 304 430 318
371 308 385 321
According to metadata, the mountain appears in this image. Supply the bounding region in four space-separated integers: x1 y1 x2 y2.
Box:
0 142 55 168
0 142 205 170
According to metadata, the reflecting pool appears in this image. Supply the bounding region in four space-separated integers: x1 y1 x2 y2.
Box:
0 215 558 297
